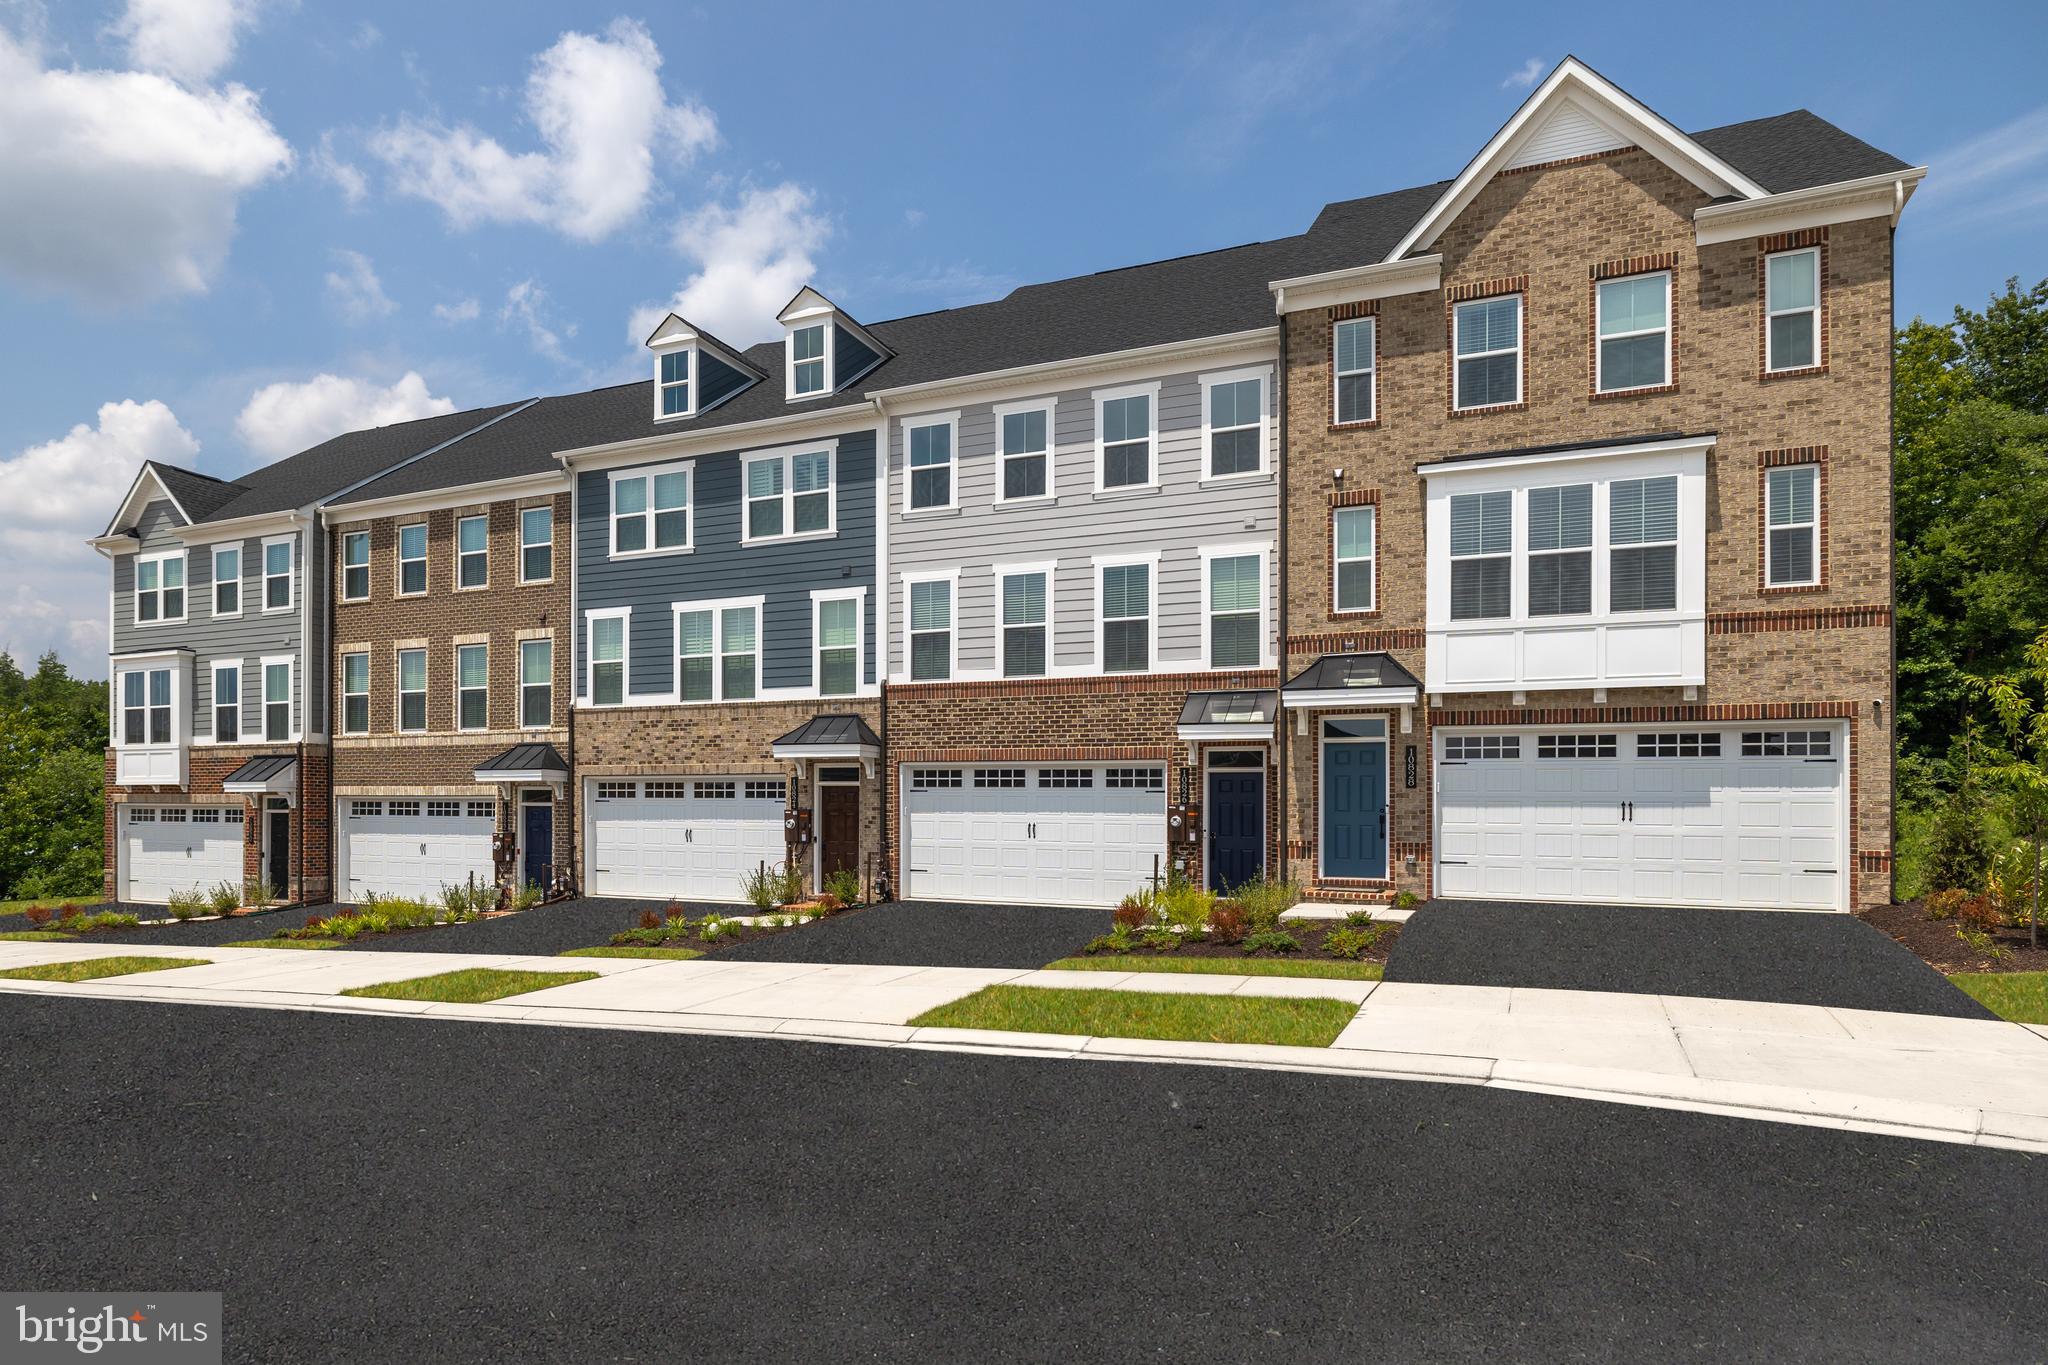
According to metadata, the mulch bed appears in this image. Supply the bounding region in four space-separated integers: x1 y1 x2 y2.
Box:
1085 920 1401 967
1859 899 2048 974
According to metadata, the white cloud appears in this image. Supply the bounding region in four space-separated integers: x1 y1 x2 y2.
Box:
110 0 260 86
433 296 480 323
323 248 395 322
311 130 367 206
1503 57 1545 90
633 183 829 347
878 262 1019 308
371 18 716 241
903 207 926 228
499 278 575 363
1917 105 2048 229
0 28 291 303
350 21 380 51
235 372 456 460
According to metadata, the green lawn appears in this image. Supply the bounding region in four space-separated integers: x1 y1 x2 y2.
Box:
1045 955 1382 981
1950 972 2048 1025
224 938 341 949
0 956 209 983
909 985 1358 1048
0 896 98 918
560 945 705 960
0 930 77 942
341 968 598 1004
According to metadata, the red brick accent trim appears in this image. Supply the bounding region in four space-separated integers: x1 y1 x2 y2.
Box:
1446 277 1529 418
894 745 1170 764
1286 628 1426 654
1708 604 1889 634
1497 146 1640 177
1859 849 1893 874
1327 309 1381 431
1445 274 1528 304
1327 487 1380 508
1755 447 1830 595
1587 256 1681 401
1758 228 1829 380
1328 299 1380 321
1590 251 1681 281
1431 701 1859 726
1757 445 1829 468
888 670 1275 702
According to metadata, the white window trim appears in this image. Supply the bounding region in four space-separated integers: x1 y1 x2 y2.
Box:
210 544 241 620
992 399 1057 506
902 412 961 514
340 650 370 736
518 636 553 730
1594 269 1673 394
260 534 295 614
1198 366 1270 483
1092 381 1162 494
1452 293 1525 411
811 586 867 697
1764 246 1822 373
455 514 490 592
260 654 296 744
1333 504 1377 614
1199 544 1271 671
741 441 839 546
394 647 428 735
134 549 187 627
900 569 960 684
584 607 631 708
1093 550 1161 673
653 343 696 421
993 559 1056 679
1765 463 1821 588
1332 316 1377 425
340 530 371 603
396 522 429 598
670 594 766 703
785 318 834 401
1607 475 1683 614
1447 489 1515 622
607 460 695 560
518 505 554 585
113 659 182 750
1525 482 1598 619
454 642 489 732
206 659 241 745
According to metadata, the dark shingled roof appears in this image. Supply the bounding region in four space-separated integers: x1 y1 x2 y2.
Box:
145 462 248 523
1178 691 1279 727
474 742 569 775
773 714 882 750
1283 653 1422 693
222 753 296 785
1690 109 1911 196
1418 429 1716 469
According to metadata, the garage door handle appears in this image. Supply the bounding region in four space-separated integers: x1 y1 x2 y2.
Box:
1804 868 1837 874
1440 859 1468 866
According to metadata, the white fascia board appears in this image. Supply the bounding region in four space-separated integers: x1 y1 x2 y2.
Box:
1176 723 1276 741
101 464 193 539
1270 255 1442 315
1693 167 1928 246
769 742 879 760
869 328 1279 414
110 647 194 662
1416 432 1717 478
165 508 304 544
320 470 570 526
472 768 568 785
557 405 879 472
90 534 140 558
1280 686 1419 710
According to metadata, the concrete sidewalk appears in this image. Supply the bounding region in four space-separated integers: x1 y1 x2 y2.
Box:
3 941 2045 1154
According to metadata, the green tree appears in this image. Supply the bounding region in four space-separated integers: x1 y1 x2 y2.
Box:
1984 626 2048 946
0 651 108 902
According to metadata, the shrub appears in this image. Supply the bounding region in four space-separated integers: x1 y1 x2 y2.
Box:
1113 896 1150 931
1344 908 1376 928
1987 840 2041 927
773 864 806 906
1926 752 1994 893
1156 881 1215 937
21 905 54 929
208 881 241 915
1925 888 1969 920
1232 877 1302 932
1323 924 1382 959
1208 900 1248 944
1242 929 1301 955
1138 926 1182 952
1083 925 1136 955
814 892 843 912
1954 893 2003 931
511 882 545 912
1394 890 1420 910
823 869 862 905
639 909 662 930
166 887 210 921
697 914 733 942
243 878 276 909
739 865 779 912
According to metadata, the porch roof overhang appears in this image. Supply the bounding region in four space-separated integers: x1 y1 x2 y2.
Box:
770 713 881 761
1176 690 1278 741
222 754 297 798
1280 653 1421 710
472 742 569 786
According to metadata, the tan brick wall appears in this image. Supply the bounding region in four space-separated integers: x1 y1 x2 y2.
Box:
1280 149 1893 907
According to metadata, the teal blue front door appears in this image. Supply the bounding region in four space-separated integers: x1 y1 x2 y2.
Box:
1322 740 1387 878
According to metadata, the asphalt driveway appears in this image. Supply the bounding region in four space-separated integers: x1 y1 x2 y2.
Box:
1385 899 1993 1018
714 899 1111 969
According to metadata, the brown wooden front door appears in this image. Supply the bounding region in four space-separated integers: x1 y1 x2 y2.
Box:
820 785 860 877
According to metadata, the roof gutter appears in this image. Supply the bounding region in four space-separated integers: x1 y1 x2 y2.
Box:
1270 255 1442 315
1693 167 1927 246
864 327 1279 413
318 468 571 525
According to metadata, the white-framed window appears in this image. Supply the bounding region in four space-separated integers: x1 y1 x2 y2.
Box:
744 446 835 542
907 576 953 682
211 545 240 618
395 649 426 733
975 767 1026 789
744 780 785 802
587 609 628 707
1766 464 1820 586
456 643 488 730
457 515 488 589
995 401 1053 503
1202 370 1265 478
910 769 961 790
1538 733 1618 759
341 531 370 601
262 535 293 612
1595 272 1672 393
1638 732 1721 758
1334 505 1375 612
610 462 692 557
341 651 369 735
1204 549 1264 669
262 657 292 741
813 590 863 697
1453 294 1523 410
1742 729 1833 758
1527 483 1594 617
210 661 240 743
1765 247 1820 372
134 551 185 625
999 567 1049 678
1334 317 1376 424
1444 735 1520 760
519 639 551 728
788 322 829 397
118 666 173 745
397 523 428 596
672 598 760 702
656 347 693 418
1609 476 1680 612
1094 384 1157 491
520 506 552 584
1099 558 1152 673
1449 490 1512 620
905 416 957 512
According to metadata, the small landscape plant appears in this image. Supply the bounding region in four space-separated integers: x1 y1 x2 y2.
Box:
823 869 861 905
52 909 141 933
165 886 208 922
1232 876 1302 933
639 909 663 930
1394 890 1420 910
208 881 241 915
243 878 276 909
1083 924 1137 955
510 882 545 912
1925 888 1969 921
1956 894 2003 932
1155 878 1215 937
1207 900 1248 944
1241 929 1301 955
1344 908 1376 928
1322 924 1382 960
1113 896 1149 931
739 865 779 912
1956 925 2012 961
1138 926 1182 952
21 905 55 929
1988 840 2041 926
773 864 806 906
697 914 735 942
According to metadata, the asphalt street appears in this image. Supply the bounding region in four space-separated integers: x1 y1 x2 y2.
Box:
1 994 2040 1364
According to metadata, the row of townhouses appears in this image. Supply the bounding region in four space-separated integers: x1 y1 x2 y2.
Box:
91 61 1923 915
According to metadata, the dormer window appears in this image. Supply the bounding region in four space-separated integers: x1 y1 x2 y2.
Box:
658 349 693 417
776 288 890 404
790 323 828 397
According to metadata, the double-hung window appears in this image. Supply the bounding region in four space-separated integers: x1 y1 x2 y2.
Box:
1449 490 1512 620
395 650 426 733
120 667 172 745
1609 476 1679 612
520 507 552 583
658 348 692 416
456 644 488 730
1527 484 1594 616
1334 506 1375 612
263 660 291 741
457 516 488 588
1766 464 1819 586
907 420 954 510
1101 563 1150 672
1765 248 1820 372
1334 317 1376 423
1453 294 1522 410
611 465 690 555
263 537 292 611
1596 272 1670 392
789 323 827 396
746 449 833 540
519 640 551 728
341 531 369 601
1207 553 1261 668
998 405 1051 502
397 524 428 595
815 595 860 696
1000 570 1047 678
135 552 184 624
341 652 369 735
588 614 627 707
211 546 240 617
718 606 757 699
674 603 758 701
211 662 239 742
908 580 952 681
1205 375 1263 477
1098 390 1153 489
675 609 714 702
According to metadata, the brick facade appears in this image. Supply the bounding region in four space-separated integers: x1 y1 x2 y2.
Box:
103 746 331 905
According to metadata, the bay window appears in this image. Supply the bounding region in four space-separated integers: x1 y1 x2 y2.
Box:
120 667 173 745
1449 490 1512 620
1609 476 1679 612
1526 484 1593 616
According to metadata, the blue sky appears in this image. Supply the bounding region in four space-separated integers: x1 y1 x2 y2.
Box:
1 0 2043 671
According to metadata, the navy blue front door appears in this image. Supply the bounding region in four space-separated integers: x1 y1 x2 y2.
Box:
521 802 553 890
1321 741 1387 878
1206 770 1264 892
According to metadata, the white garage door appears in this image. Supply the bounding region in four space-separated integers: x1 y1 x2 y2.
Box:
122 805 244 902
585 778 788 903
341 798 497 901
902 765 1167 908
1436 727 1846 910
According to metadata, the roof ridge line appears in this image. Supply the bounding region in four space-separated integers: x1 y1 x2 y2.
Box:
310 397 542 515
